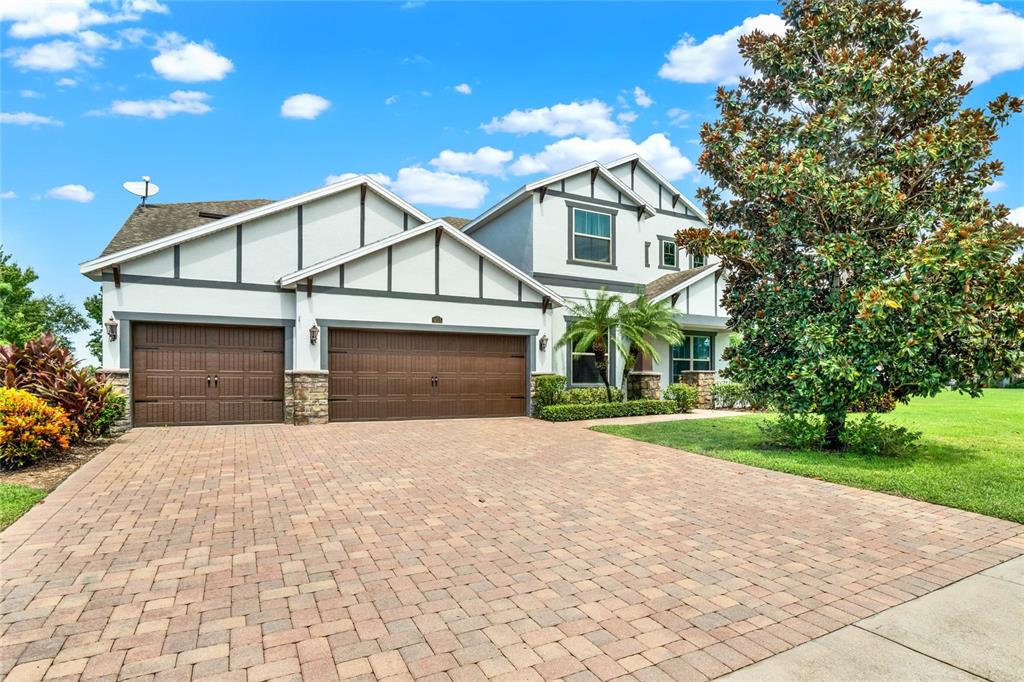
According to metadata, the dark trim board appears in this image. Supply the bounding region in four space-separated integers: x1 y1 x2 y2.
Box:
533 272 638 293
317 319 540 337
546 189 637 213
102 272 284 293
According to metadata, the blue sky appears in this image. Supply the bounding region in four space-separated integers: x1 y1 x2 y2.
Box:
2 0 1023 361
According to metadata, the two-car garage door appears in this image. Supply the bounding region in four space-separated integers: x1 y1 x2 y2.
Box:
131 323 527 425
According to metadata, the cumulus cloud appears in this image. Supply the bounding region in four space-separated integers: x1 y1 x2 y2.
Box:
429 146 513 177
1 0 168 39
510 132 694 181
110 90 211 118
384 94 398 105
0 111 63 126
908 0 1024 84
633 86 653 108
659 13 787 85
454 83 472 95
56 77 77 87
617 111 638 124
1008 206 1024 225
20 89 43 98
151 36 233 82
323 168 488 209
666 107 691 127
10 39 98 71
46 184 94 202
482 100 621 139
985 180 1007 193
281 93 331 120
1 191 17 200
324 172 392 186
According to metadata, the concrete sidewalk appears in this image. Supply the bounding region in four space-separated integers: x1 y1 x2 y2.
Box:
721 555 1024 681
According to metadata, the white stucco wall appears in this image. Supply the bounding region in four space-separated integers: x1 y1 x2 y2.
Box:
241 208 298 283
302 189 361 265
179 227 235 281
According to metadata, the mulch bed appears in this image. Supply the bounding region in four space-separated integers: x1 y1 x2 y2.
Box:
0 438 117 492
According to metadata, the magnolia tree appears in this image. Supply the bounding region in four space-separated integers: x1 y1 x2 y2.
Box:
678 0 1024 448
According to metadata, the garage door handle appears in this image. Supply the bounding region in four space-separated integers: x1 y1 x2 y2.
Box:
214 375 219 387
207 375 211 386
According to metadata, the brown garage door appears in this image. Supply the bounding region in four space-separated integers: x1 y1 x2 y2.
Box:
132 322 284 426
328 329 527 421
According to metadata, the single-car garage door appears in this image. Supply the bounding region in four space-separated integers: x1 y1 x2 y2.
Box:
328 329 527 421
132 322 284 426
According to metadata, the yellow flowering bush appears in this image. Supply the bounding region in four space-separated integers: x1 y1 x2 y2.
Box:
0 387 76 469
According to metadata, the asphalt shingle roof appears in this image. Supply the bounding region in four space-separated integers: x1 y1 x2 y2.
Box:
100 199 274 256
644 263 716 299
440 216 471 229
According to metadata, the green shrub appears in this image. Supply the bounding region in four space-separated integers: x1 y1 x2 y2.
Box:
557 386 624 404
711 382 748 409
0 387 76 469
758 413 825 449
1 333 110 442
532 374 566 413
538 399 676 422
841 414 920 456
89 390 126 438
664 383 699 413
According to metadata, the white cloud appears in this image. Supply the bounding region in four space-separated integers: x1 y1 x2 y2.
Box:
985 180 1007 193
1008 206 1024 224
633 86 653 108
110 90 211 118
908 0 1024 84
617 111 638 124
1 0 168 39
659 14 787 85
430 147 513 177
10 39 98 71
384 94 398 105
46 184 94 202
482 100 621 139
151 39 233 82
0 111 63 126
1 191 17 200
401 0 425 9
510 132 694 181
324 172 392 186
454 83 472 95
281 93 331 120
56 77 77 86
20 89 43 98
390 167 488 209
666 107 691 127
322 168 488 209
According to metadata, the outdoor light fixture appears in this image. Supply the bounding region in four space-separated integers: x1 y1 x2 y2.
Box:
104 316 119 341
539 335 549 351
309 323 320 345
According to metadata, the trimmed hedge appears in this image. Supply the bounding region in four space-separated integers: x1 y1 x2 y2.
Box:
664 383 699 413
532 374 566 413
538 399 676 422
558 386 624 404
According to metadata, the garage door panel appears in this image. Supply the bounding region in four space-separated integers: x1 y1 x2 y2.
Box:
132 323 284 426
328 329 526 421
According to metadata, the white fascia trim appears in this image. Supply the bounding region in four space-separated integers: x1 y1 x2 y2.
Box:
649 264 722 303
606 154 708 222
280 219 566 306
461 185 529 234
79 175 433 275
523 160 654 216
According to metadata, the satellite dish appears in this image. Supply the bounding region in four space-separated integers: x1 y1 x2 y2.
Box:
123 176 159 205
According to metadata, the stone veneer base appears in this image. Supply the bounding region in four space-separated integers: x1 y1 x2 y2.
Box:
285 370 329 425
99 368 132 434
627 371 662 401
674 371 716 409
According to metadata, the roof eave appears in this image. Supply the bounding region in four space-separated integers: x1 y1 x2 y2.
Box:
649 264 722 303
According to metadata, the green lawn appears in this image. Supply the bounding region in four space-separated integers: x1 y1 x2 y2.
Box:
0 483 46 530
594 390 1024 523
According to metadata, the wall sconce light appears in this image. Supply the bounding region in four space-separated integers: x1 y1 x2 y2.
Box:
309 324 320 345
539 335 549 351
104 316 119 341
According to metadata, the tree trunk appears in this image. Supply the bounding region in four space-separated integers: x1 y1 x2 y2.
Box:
593 341 613 402
824 412 846 450
620 347 640 401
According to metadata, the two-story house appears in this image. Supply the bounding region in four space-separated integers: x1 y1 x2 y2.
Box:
80 155 728 427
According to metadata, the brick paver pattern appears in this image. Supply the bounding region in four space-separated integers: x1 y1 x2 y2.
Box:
2 419 1022 681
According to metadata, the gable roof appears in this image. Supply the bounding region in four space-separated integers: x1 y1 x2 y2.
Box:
101 199 273 256
463 160 655 235
439 216 471 229
80 175 433 276
280 219 565 306
645 263 719 302
605 154 708 222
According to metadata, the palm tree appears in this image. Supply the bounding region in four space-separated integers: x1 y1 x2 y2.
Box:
618 292 684 398
556 289 626 401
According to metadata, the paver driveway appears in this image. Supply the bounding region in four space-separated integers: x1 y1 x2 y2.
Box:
2 418 1022 682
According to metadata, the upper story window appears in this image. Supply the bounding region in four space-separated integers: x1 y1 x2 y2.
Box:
572 209 612 264
690 252 706 268
661 239 677 268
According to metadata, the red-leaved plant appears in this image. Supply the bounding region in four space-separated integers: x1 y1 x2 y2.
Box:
1 333 110 441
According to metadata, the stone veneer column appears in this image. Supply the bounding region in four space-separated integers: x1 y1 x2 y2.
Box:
627 371 662 400
674 371 716 408
99 369 132 434
285 370 329 425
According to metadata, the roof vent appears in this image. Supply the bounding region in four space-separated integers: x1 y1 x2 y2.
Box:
122 176 160 206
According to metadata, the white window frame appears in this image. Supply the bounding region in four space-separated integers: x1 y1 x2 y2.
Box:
571 207 613 265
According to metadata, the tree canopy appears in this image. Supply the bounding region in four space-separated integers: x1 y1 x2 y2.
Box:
1 249 87 350
677 0 1024 447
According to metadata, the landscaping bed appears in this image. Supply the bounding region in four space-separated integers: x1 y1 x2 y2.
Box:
593 389 1024 523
